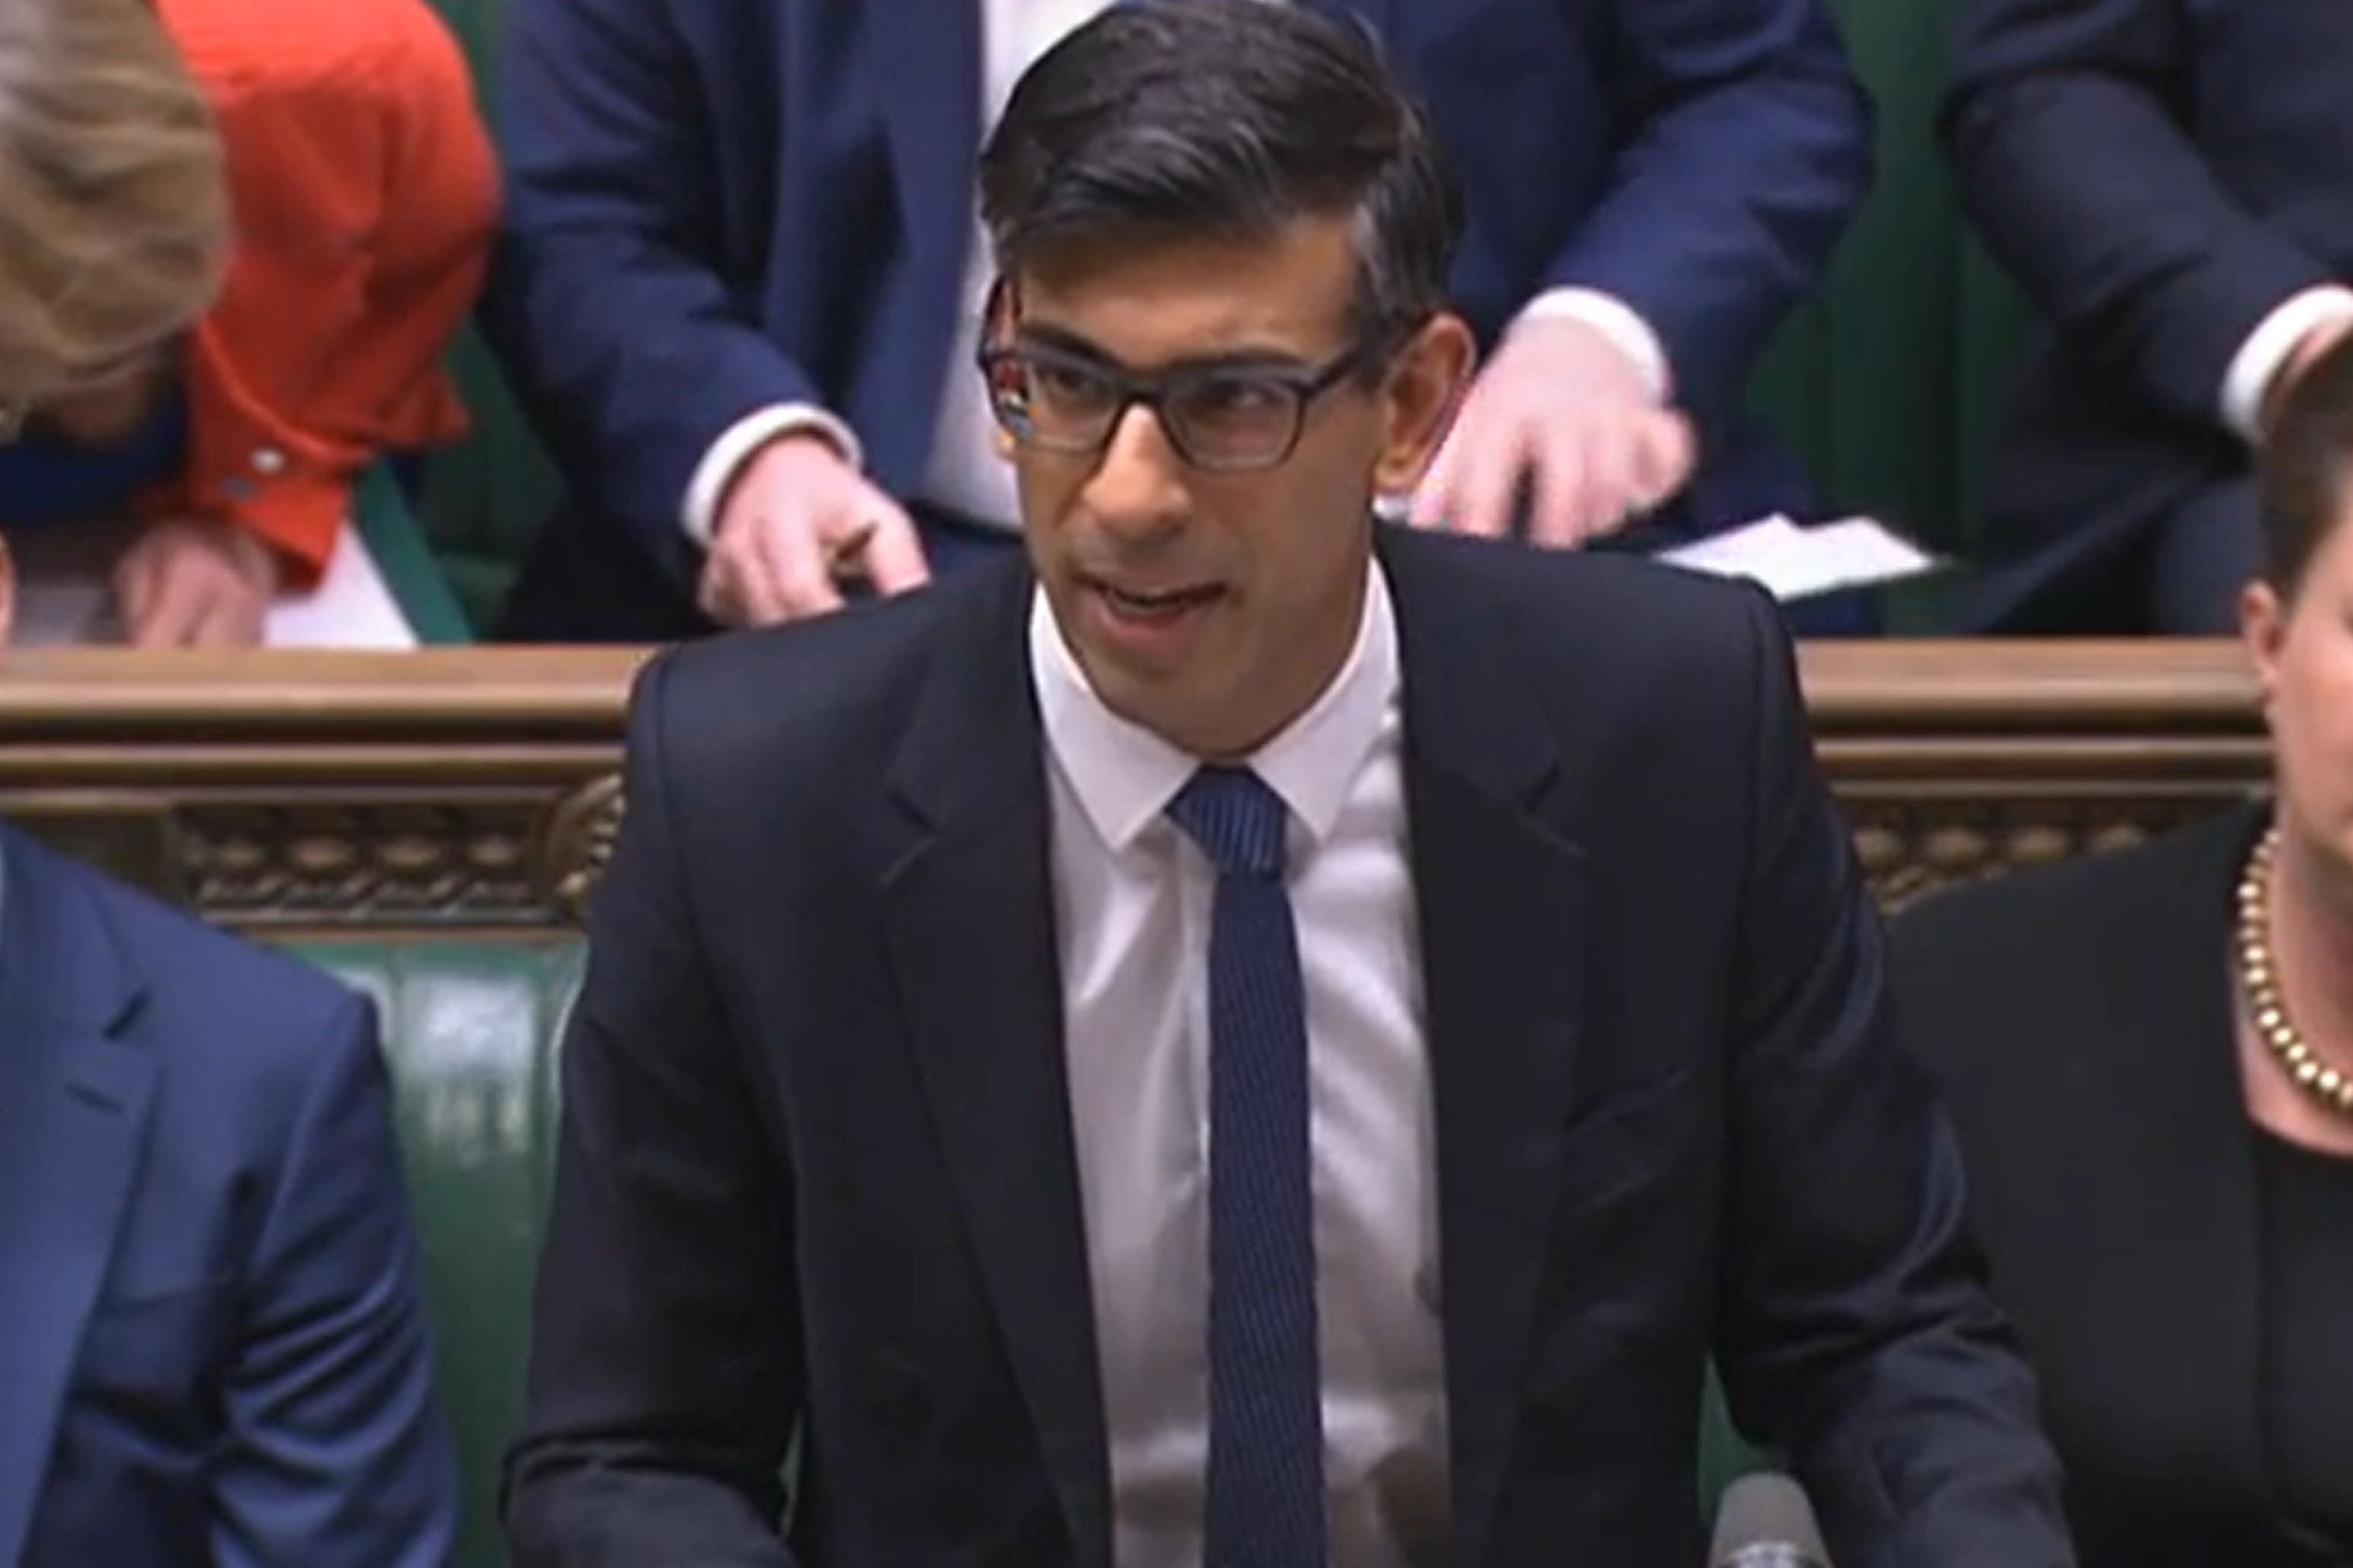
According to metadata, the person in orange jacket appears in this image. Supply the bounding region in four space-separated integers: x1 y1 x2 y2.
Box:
0 0 496 646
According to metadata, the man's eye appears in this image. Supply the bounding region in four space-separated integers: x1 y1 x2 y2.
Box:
1185 377 1287 420
1035 363 1111 404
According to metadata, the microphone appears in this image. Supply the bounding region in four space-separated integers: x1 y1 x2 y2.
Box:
1709 1472 1831 1568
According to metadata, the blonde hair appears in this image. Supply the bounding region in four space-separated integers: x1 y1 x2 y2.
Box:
0 0 228 409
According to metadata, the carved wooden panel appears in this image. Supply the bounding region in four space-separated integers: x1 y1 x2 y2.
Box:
0 641 2272 932
0 648 642 933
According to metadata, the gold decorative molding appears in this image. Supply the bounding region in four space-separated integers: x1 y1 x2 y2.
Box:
0 648 645 933
0 641 2272 930
1801 639 2267 909
545 774 626 926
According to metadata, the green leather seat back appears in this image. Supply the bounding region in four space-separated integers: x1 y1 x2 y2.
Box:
290 938 583 1568
1746 0 2034 626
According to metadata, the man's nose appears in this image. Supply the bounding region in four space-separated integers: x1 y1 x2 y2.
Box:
1078 404 1192 541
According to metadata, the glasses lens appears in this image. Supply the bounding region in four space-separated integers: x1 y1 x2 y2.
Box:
1165 371 1302 470
988 352 1120 451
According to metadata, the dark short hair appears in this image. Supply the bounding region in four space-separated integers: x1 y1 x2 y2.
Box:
2259 329 2353 596
978 0 1462 350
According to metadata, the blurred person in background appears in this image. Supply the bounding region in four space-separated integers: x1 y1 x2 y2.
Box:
0 533 458 1563
1945 0 2353 634
1891 331 2353 1564
485 0 1872 641
0 0 496 647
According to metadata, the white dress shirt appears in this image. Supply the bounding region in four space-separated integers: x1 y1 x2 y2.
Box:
2221 284 2353 442
1029 563 1448 1567
680 0 1669 546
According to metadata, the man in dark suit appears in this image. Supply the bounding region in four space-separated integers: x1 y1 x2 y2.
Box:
0 539 458 1563
1945 0 2353 632
506 8 2069 1564
484 0 1871 641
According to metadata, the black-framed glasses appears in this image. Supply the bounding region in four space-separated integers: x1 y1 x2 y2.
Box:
977 336 1384 474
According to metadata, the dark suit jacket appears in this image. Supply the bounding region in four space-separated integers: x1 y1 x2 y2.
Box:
505 527 2070 1566
0 825 456 1566
484 0 1872 640
1943 1 2353 629
1890 806 2353 1567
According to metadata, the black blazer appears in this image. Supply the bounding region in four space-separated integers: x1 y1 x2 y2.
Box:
505 528 2072 1567
1891 806 2351 1567
1942 0 2353 628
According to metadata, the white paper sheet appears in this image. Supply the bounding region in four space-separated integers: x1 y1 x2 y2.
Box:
265 524 417 648
1658 514 1941 601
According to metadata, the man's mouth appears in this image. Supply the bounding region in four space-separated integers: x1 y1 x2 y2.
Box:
1087 577 1226 618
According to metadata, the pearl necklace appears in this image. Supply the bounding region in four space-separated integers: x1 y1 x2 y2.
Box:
2237 828 2353 1117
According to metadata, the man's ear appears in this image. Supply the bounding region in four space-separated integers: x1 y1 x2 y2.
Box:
1372 312 1476 497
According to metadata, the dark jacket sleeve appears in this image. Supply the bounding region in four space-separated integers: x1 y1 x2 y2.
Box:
481 0 820 582
1942 0 2336 426
1549 0 1873 420
209 996 461 1568
503 651 804 1566
1708 589 2076 1568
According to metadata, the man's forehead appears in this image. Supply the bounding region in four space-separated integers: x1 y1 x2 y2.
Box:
1010 217 1359 363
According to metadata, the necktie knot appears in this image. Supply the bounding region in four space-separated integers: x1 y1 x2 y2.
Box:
1167 766 1289 879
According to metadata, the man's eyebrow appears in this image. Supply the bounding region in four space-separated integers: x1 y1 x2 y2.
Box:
1010 324 1327 375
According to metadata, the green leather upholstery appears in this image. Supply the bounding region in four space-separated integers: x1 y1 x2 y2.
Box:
355 467 476 645
289 938 582 1568
1749 0 2031 569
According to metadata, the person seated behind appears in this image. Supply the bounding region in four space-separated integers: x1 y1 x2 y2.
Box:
1889 331 2353 1563
0 540 458 1562
503 8 2069 1565
484 0 1871 642
1944 0 2353 633
0 0 496 647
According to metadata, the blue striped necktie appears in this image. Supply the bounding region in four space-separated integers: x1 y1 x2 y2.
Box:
1166 765 1326 1566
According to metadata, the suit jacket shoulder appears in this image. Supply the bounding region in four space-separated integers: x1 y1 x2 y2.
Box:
8 825 362 1062
1381 529 1781 707
642 556 1016 801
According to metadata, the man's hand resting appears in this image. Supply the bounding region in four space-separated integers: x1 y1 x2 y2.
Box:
1409 315 1695 548
698 436 931 626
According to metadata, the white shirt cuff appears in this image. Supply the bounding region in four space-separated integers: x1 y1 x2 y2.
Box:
2221 286 2353 443
1513 287 1672 404
681 404 866 548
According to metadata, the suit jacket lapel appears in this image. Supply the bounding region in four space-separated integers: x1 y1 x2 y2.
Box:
878 565 1113 1567
0 834 154 1568
1382 534 1587 1563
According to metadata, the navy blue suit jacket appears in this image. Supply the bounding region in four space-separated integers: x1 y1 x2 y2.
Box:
506 529 2071 1566
0 827 457 1566
484 0 1870 639
1944 0 2353 628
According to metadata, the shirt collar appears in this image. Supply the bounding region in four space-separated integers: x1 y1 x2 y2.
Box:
1029 560 1400 854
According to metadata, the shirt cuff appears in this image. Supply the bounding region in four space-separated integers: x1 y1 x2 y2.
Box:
681 404 865 548
2221 286 2353 443
1513 287 1672 404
